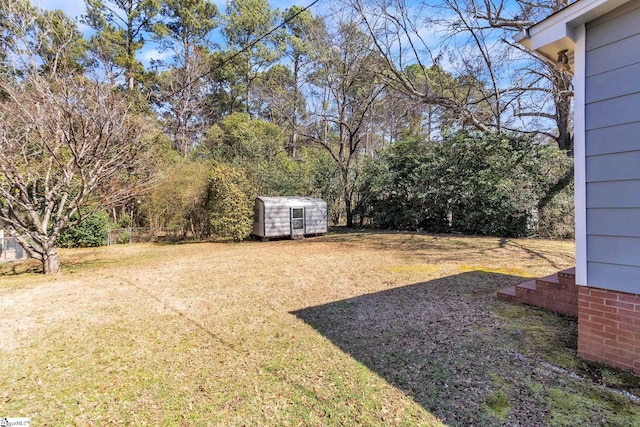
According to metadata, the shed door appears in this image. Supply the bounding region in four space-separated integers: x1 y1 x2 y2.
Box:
290 207 305 236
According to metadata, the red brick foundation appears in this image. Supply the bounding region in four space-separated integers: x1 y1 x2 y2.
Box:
578 286 640 374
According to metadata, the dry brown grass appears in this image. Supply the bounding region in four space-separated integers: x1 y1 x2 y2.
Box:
1 231 639 425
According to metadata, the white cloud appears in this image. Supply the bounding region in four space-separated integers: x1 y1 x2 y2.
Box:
37 0 92 33
138 48 173 66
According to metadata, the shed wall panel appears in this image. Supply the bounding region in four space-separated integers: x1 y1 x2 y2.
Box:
305 205 328 234
264 206 293 237
252 197 327 238
252 200 265 236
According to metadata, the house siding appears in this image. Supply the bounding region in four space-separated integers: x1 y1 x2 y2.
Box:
585 0 640 293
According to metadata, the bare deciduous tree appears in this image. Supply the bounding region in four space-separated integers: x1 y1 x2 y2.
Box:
0 2 155 273
351 0 573 153
0 76 154 273
351 0 498 133
351 0 575 217
304 17 387 227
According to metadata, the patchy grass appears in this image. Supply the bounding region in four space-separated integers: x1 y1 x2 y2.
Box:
458 265 536 277
0 231 639 425
386 264 441 274
485 390 510 419
545 386 638 427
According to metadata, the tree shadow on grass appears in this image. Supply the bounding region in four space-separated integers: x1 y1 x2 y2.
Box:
316 229 477 254
0 259 41 276
292 271 579 426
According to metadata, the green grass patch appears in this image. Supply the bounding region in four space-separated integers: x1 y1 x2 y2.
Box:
491 303 578 368
545 386 640 426
386 264 441 274
484 373 512 419
485 390 510 419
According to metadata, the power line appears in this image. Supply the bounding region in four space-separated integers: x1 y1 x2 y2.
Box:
173 0 321 94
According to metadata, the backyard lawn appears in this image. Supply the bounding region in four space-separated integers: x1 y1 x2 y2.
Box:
1 231 639 425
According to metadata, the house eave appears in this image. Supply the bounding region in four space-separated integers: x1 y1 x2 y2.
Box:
515 0 632 73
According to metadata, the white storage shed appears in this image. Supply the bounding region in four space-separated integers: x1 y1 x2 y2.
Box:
252 196 328 240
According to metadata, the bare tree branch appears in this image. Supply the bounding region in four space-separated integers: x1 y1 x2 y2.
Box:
0 2 157 273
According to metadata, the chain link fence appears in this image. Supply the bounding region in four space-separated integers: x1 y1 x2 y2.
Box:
0 237 28 263
107 228 182 245
0 229 183 263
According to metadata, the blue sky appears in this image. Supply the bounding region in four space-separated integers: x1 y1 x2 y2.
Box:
36 0 548 132
34 0 512 78
39 0 86 18
39 0 314 23
38 0 321 66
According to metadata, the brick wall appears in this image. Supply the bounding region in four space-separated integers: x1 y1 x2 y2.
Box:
578 286 640 373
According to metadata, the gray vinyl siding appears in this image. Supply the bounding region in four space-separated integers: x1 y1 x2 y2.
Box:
587 209 640 237
586 152 640 181
304 206 328 234
588 236 640 265
585 32 640 76
585 0 640 294
588 181 640 208
586 92 640 129
586 122 640 156
587 263 640 290
586 62 640 103
252 197 327 238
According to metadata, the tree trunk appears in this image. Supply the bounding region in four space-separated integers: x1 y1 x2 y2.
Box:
245 60 252 117
552 69 574 156
290 54 300 158
342 168 353 228
537 165 574 211
345 196 353 228
42 247 60 274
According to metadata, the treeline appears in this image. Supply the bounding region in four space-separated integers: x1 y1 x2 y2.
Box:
0 0 574 271
76 126 574 243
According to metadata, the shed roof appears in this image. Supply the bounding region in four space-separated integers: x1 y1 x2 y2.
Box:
256 196 326 205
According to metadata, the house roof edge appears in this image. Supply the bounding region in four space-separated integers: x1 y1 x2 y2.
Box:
515 0 632 70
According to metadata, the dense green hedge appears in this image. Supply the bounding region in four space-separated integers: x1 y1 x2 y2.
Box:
357 131 573 238
205 163 256 241
58 210 112 248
